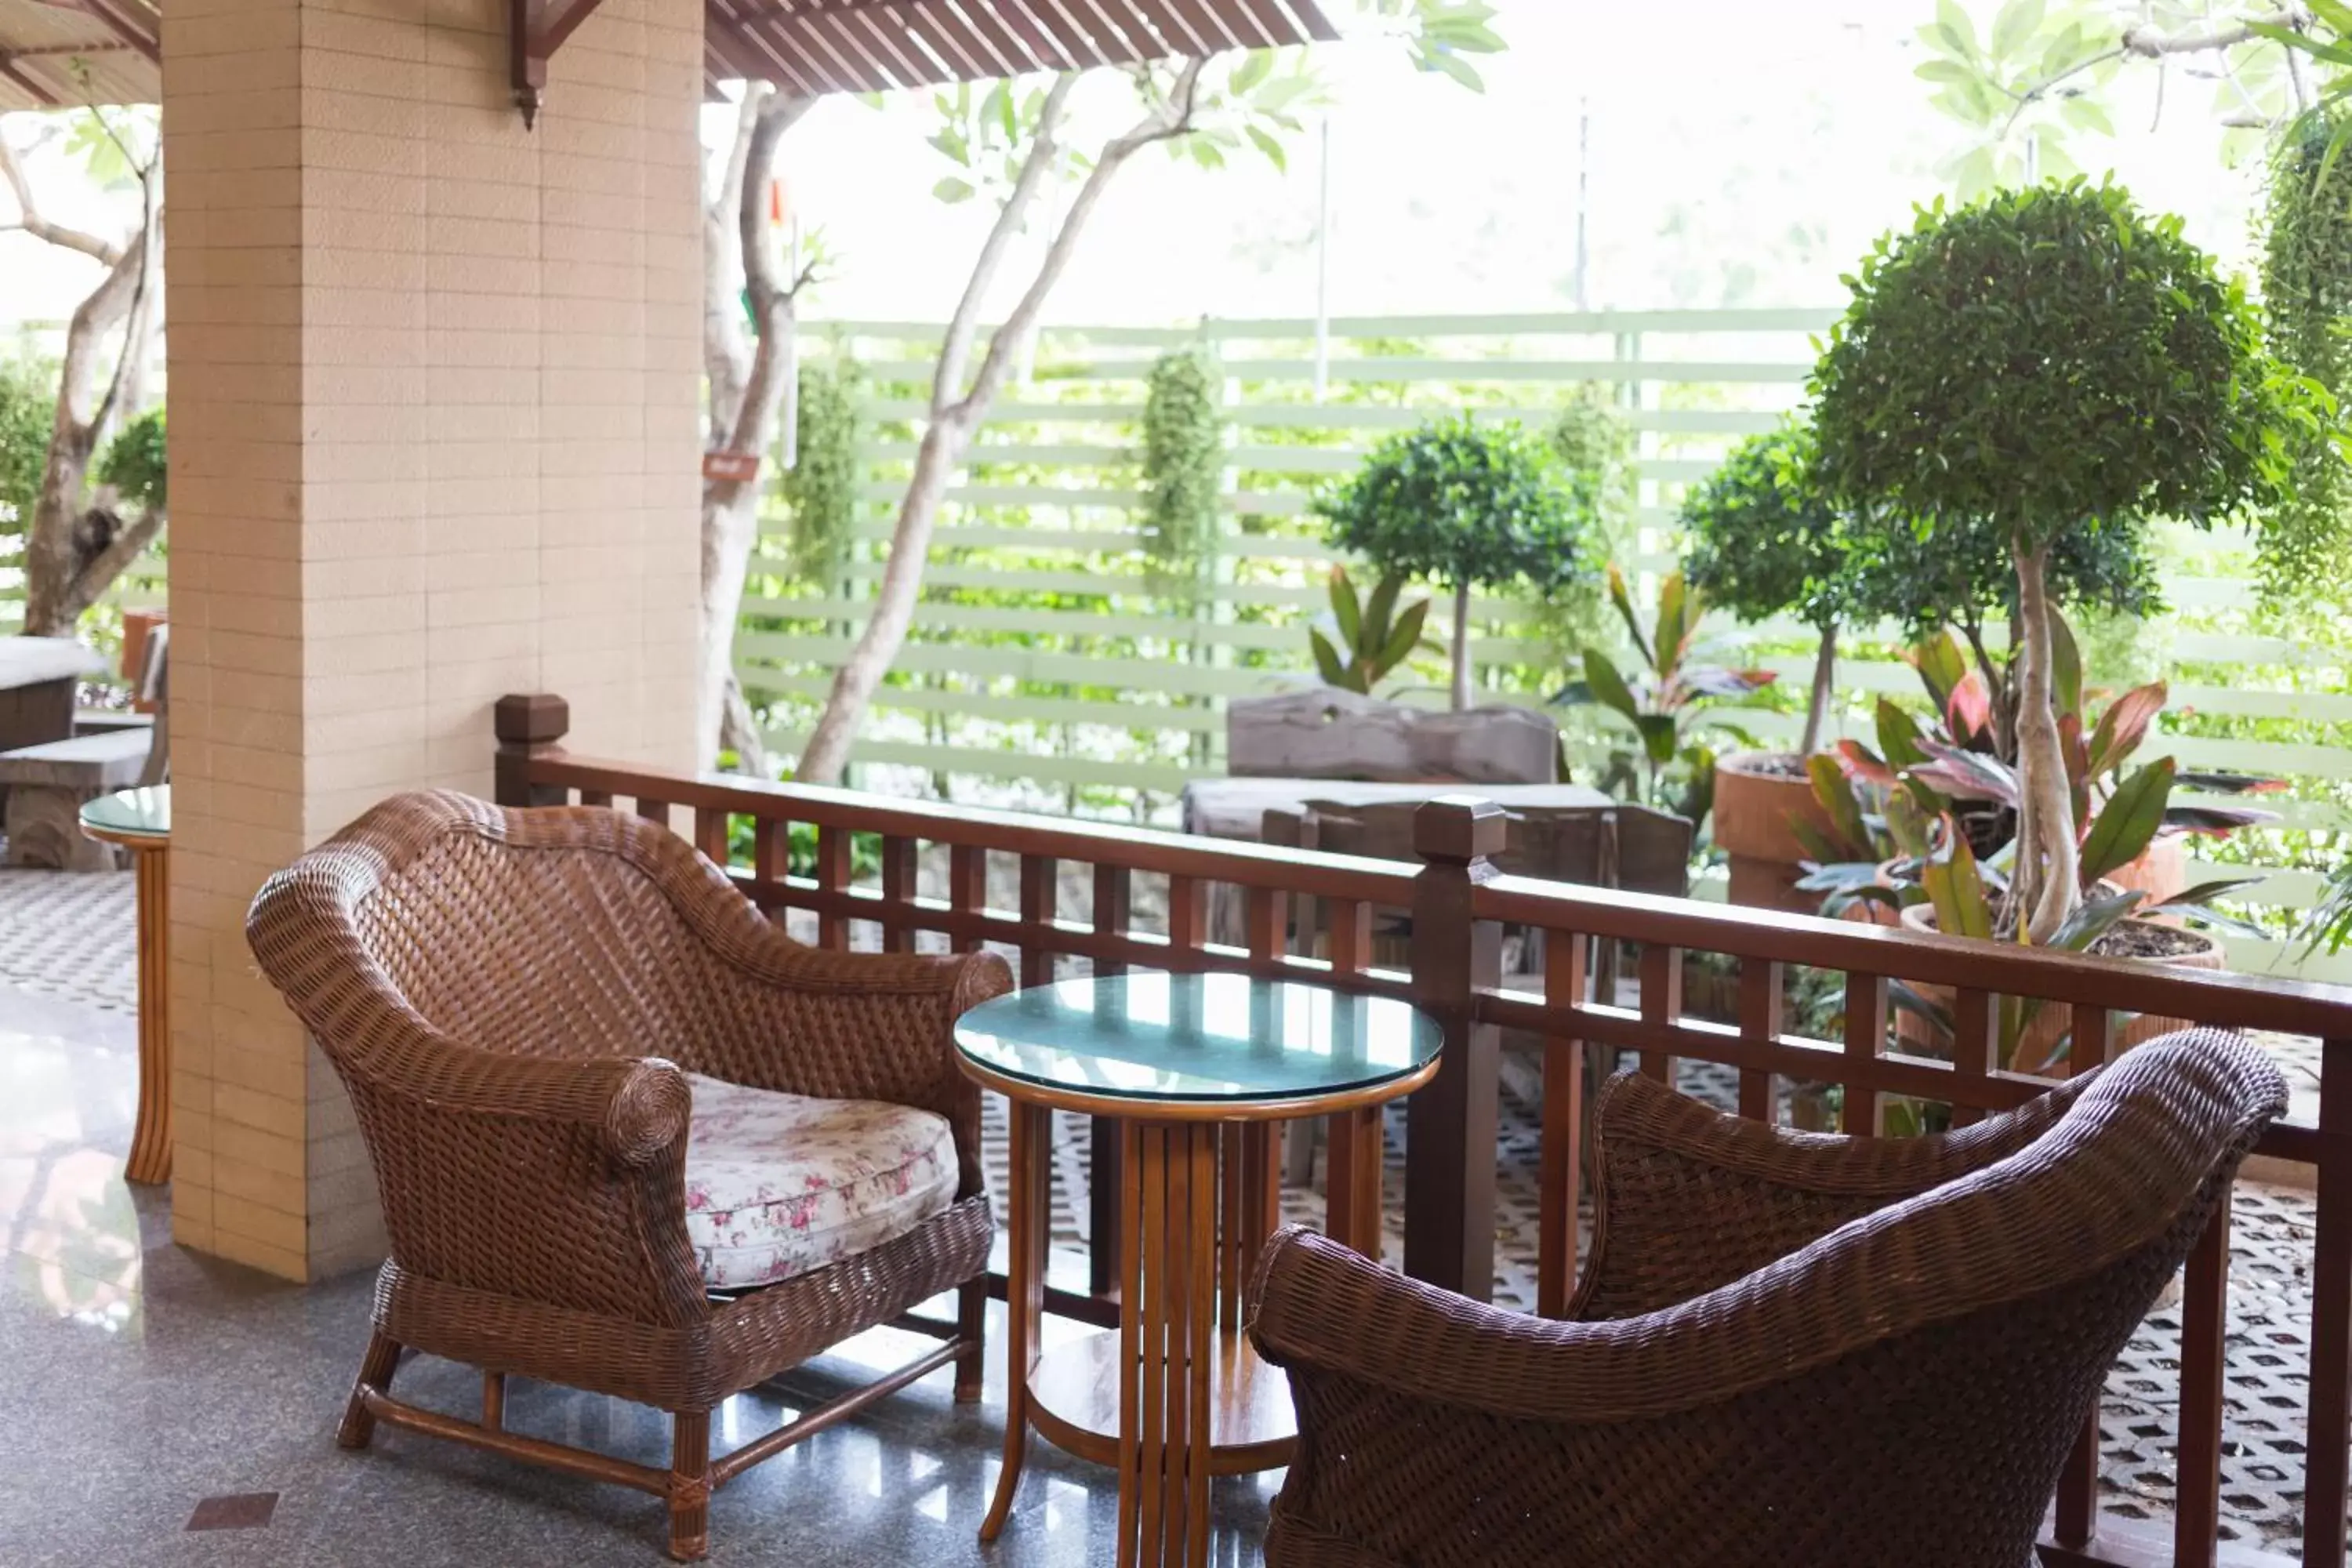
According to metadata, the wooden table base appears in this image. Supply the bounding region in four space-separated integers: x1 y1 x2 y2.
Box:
123 840 170 1184
984 1106 1386 1568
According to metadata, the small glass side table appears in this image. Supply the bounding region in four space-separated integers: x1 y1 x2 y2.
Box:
80 785 171 1185
956 971 1440 1568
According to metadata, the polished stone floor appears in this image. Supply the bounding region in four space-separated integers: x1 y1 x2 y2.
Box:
0 980 1276 1566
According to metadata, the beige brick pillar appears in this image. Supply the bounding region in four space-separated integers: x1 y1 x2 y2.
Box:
160 0 703 1279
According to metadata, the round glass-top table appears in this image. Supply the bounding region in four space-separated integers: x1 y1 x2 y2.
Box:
79 786 170 1184
956 972 1440 1568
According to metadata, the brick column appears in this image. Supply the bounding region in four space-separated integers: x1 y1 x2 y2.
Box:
161 0 702 1279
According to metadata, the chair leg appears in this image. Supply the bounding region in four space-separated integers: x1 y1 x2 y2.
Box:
667 1410 712 1563
336 1330 402 1450
955 1276 987 1403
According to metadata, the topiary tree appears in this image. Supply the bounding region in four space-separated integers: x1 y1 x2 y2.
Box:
1812 181 2303 943
1312 414 1599 710
1679 418 1852 754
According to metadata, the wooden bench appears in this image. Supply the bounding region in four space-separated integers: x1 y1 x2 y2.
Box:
0 729 155 869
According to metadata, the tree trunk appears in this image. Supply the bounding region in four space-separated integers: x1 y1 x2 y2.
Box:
1449 578 1472 712
1800 622 1837 756
792 66 1204 786
795 409 971 783
2010 539 2079 943
22 165 161 638
694 88 808 776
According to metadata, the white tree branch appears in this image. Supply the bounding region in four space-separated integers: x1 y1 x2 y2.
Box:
932 72 1078 419
0 132 125 267
951 59 1207 423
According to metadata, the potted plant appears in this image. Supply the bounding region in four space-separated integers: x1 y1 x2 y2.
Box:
1306 566 1436 695
1811 180 2308 965
1313 414 1602 713
1553 566 1775 829
1679 418 1858 910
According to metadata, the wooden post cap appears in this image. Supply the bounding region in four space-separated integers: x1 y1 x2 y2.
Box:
494 693 570 746
1414 796 1507 864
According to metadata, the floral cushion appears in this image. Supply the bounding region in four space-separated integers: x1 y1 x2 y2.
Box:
682 1073 957 1291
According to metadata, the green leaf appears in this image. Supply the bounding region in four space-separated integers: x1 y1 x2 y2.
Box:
1363 572 1404 646
1635 714 1682 766
1604 564 1653 666
2049 604 2082 721
1990 0 2045 60
1379 599 1429 675
1581 648 1644 729
1936 0 1980 58
1328 566 1362 649
1808 753 1874 858
1923 830 1994 941
931 176 976 204
2048 889 2147 953
1308 627 1356 691
1654 570 1691 677
1875 699 1929 772
1914 60 1973 84
1246 125 1288 172
1426 49 1486 92
1230 49 1274 95
2079 757 2176 887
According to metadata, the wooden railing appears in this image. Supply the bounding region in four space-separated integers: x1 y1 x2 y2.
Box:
494 694 2352 1568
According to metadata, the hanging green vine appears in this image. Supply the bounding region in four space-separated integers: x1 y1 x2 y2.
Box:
2257 111 2352 614
777 356 862 592
1137 348 1224 603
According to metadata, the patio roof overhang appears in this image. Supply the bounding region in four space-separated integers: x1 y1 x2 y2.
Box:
0 0 1337 114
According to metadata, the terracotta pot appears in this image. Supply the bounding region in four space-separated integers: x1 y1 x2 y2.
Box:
120 608 167 713
2107 833 2190 910
1895 902 2224 1069
1715 750 1837 916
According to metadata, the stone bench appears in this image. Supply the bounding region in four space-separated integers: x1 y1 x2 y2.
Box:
0 729 154 869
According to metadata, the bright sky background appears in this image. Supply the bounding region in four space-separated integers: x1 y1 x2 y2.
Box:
0 1 2270 333
738 0 2264 328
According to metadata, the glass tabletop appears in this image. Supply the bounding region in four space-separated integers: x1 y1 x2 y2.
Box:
79 785 169 841
956 971 1441 1108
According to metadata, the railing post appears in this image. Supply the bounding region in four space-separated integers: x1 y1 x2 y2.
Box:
493 693 570 807
1404 795 1505 1301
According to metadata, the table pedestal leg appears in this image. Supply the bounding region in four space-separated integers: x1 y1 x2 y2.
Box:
1323 1104 1385 1256
124 842 171 1185
980 1101 1050 1542
1120 1122 1218 1568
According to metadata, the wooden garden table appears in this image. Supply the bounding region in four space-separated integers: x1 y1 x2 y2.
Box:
956 971 1440 1568
80 784 171 1185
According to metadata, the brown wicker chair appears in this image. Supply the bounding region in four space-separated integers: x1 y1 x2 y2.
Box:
1247 1029 2287 1568
245 790 1011 1562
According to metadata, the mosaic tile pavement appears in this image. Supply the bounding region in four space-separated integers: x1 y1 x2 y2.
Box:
0 863 2323 1552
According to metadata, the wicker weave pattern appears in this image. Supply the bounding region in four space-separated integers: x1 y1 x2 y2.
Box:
244 787 1010 1414
1249 1030 2286 1568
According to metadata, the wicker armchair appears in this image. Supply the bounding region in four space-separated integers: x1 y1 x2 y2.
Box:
245 790 1011 1562
1248 1029 2286 1568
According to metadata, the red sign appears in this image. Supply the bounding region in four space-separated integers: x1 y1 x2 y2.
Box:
702 450 762 483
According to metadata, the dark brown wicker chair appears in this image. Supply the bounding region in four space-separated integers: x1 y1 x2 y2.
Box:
245 790 1011 1562
1247 1029 2287 1568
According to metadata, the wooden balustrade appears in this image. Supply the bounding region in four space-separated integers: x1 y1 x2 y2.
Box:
493 695 2352 1567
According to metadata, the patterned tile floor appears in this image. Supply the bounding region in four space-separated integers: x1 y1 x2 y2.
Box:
1 864 2329 1554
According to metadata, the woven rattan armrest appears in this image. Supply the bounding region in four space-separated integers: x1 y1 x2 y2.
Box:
1254 1036 2281 1422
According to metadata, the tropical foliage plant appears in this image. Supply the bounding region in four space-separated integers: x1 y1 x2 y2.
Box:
1138 348 1225 603
775 358 862 592
1811 180 2303 944
1306 567 1436 696
1313 415 1601 710
1553 566 1776 823
2256 109 2352 613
